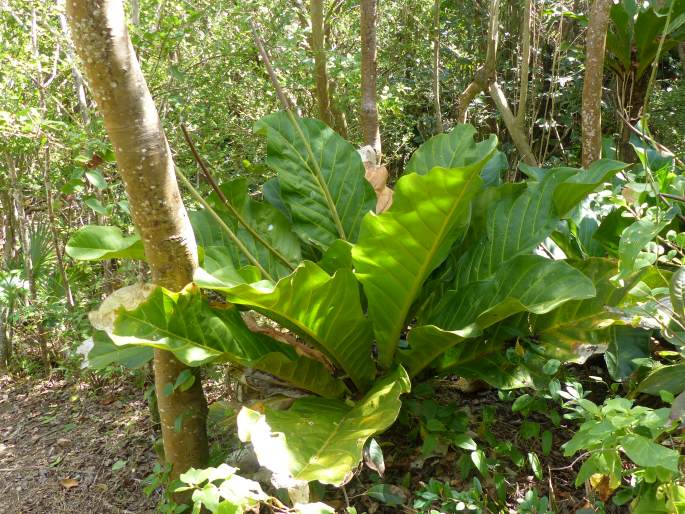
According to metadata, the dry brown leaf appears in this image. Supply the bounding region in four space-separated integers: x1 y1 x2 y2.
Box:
364 162 394 213
590 473 617 501
242 314 334 371
59 478 79 489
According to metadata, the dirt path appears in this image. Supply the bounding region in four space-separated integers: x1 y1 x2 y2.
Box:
0 374 158 513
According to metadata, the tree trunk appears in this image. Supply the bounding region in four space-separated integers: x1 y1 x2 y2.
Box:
581 0 612 168
66 0 209 486
328 79 349 138
678 43 685 75
432 0 443 133
360 0 381 159
457 0 500 123
311 0 334 127
43 147 75 309
6 157 35 300
516 0 532 130
32 7 75 310
58 3 90 126
130 0 140 26
0 188 15 267
0 305 11 371
489 81 537 165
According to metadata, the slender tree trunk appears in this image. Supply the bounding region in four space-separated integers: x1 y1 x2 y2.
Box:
489 82 537 165
130 0 140 26
58 4 90 126
457 0 500 123
0 308 9 371
328 80 348 138
516 0 532 130
678 43 685 75
6 157 35 300
432 0 443 132
581 0 612 167
360 0 381 158
43 148 75 308
66 0 209 486
311 0 334 127
0 188 15 267
33 6 75 310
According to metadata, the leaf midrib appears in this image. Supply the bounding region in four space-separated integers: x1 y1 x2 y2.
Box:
382 168 482 359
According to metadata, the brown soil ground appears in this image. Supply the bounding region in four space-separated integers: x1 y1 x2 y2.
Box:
0 372 158 514
0 364 621 514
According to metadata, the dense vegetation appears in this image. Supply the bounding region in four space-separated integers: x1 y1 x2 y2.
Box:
2 0 685 512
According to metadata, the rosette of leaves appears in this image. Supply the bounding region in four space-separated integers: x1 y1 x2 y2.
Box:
69 114 627 488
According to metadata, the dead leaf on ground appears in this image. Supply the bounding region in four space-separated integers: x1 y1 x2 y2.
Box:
59 478 79 489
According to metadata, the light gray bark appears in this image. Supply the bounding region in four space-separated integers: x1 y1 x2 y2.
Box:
65 0 209 486
360 0 381 159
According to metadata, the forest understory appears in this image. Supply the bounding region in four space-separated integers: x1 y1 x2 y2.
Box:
0 354 625 514
4 0 685 512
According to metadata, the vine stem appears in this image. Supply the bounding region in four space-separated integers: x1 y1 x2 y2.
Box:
174 166 275 282
249 18 347 241
180 124 295 270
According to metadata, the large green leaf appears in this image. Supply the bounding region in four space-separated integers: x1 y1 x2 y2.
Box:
604 326 651 381
90 284 347 398
454 160 624 288
189 178 301 280
190 178 302 278
398 255 595 375
617 217 671 280
255 112 376 249
529 258 645 358
637 364 685 396
352 152 495 368
194 261 374 391
620 434 680 474
237 366 410 486
65 225 145 261
77 330 153 370
405 124 498 174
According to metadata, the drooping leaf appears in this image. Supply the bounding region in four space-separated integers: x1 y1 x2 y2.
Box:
617 217 672 280
604 326 651 381
593 208 633 256
405 124 498 175
353 152 495 368
365 484 407 506
195 261 374 391
262 177 290 220
255 112 376 249
84 196 111 216
399 255 595 376
293 503 336 514
620 434 680 473
454 161 624 288
85 169 107 190
637 364 685 396
77 330 152 370
65 225 145 261
552 160 626 217
527 258 644 359
90 284 347 398
318 239 353 274
189 178 301 279
670 267 685 318
237 366 410 487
